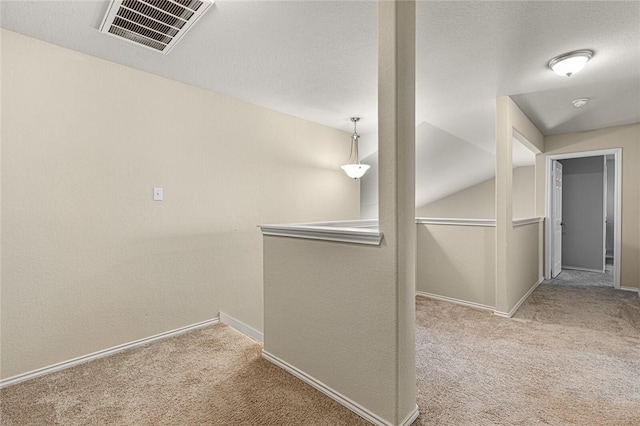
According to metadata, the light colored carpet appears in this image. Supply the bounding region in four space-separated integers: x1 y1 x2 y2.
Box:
548 266 614 287
3 286 639 425
415 285 640 425
0 324 369 426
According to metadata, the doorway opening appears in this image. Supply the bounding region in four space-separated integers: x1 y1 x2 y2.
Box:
545 149 621 289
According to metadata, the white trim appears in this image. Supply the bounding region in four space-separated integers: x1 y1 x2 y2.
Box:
302 219 379 228
0 317 220 389
620 286 640 294
494 277 543 318
259 223 383 246
399 405 420 426
262 351 419 426
513 217 544 227
415 217 496 227
562 265 605 274
416 291 495 312
220 312 263 343
545 148 622 289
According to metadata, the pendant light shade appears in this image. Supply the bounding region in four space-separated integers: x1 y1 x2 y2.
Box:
341 117 369 179
341 164 370 179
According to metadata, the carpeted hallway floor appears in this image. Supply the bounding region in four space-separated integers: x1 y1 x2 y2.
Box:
2 284 639 425
415 284 640 425
546 265 614 288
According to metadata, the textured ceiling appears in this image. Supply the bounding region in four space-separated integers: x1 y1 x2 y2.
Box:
1 1 639 209
2 1 639 153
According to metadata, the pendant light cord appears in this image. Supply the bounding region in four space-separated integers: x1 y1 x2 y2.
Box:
347 118 361 165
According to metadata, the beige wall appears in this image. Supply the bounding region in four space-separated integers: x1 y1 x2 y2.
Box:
536 123 640 289
263 236 397 423
416 166 535 219
0 30 359 379
512 166 536 218
416 224 495 308
507 223 543 310
416 178 495 219
495 96 544 314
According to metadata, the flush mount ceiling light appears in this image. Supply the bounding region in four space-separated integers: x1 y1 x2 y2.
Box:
548 50 593 77
572 98 590 108
341 117 370 179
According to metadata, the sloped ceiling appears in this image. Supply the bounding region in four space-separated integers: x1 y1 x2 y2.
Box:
2 1 639 209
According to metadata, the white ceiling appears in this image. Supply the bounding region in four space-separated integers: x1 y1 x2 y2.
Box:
2 1 639 151
1 1 638 208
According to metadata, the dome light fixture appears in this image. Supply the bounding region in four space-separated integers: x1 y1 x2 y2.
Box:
341 117 370 179
571 98 590 108
548 50 593 77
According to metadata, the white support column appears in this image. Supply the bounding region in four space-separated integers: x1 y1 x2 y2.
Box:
378 1 418 424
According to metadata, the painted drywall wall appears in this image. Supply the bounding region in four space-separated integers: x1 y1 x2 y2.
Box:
606 157 615 257
263 236 397 423
560 157 604 271
416 177 495 219
416 224 495 308
495 96 544 315
360 121 495 220
512 166 536 218
507 223 543 310
536 123 639 289
0 30 359 379
415 166 535 219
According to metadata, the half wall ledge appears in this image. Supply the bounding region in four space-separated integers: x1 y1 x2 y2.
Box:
258 220 383 246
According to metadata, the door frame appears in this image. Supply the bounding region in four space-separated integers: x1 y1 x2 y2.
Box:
544 148 622 289
550 160 563 278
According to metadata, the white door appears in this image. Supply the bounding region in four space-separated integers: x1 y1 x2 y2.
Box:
552 160 563 278
603 157 608 270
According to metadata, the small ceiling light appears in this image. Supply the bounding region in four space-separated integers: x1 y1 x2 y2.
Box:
571 98 590 108
548 50 593 77
341 117 370 179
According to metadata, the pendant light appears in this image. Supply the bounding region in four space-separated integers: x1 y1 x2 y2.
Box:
341 117 370 179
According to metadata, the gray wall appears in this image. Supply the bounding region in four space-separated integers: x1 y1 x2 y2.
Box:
560 156 604 271
606 157 615 257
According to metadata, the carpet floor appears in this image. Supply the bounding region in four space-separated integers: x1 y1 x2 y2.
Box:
547 266 614 287
2 285 639 425
0 324 368 426
415 284 640 425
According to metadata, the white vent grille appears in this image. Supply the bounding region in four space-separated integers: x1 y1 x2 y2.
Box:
100 0 213 54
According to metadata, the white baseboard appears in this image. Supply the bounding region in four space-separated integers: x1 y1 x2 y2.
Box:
494 277 543 318
219 311 263 343
620 286 640 295
262 351 419 426
0 317 220 389
416 291 494 312
400 405 420 426
563 266 605 273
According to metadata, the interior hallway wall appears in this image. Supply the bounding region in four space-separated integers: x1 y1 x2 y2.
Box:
0 30 359 379
536 123 640 290
416 166 535 219
360 122 496 220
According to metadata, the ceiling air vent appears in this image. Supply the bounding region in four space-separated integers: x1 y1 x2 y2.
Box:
99 0 213 54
